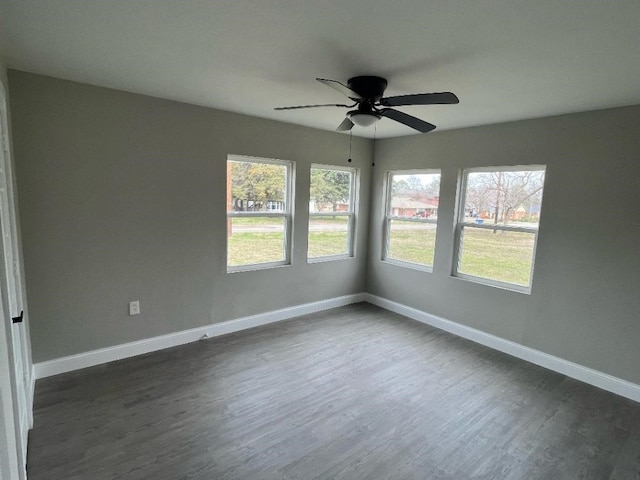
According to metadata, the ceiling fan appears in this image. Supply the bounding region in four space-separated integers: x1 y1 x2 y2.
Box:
275 76 459 133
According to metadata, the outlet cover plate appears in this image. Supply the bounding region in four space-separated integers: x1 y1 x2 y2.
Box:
129 301 140 316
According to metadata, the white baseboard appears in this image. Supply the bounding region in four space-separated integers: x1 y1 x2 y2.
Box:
365 294 640 403
34 293 367 379
19 408 28 464
33 291 640 404
28 365 35 428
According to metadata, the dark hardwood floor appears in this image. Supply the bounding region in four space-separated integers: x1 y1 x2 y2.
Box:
28 303 640 479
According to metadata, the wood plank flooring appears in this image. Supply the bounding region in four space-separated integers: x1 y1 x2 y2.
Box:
27 303 640 479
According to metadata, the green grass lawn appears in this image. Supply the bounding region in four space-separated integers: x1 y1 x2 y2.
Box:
387 221 437 266
308 217 349 258
227 217 285 267
308 231 348 257
228 218 536 286
229 231 350 264
458 227 535 286
228 232 285 266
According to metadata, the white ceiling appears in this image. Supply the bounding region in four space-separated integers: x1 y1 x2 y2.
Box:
1 1 639 138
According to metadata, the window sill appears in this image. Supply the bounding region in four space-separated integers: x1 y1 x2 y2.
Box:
227 262 291 274
452 273 532 294
381 258 434 273
307 254 354 264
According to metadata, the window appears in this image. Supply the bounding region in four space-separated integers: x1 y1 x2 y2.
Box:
308 165 358 261
227 155 294 271
383 170 441 269
454 166 546 292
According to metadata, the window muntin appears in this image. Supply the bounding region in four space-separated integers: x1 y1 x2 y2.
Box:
307 165 357 261
454 166 546 292
383 170 441 269
227 155 294 271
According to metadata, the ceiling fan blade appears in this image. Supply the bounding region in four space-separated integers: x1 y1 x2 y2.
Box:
380 92 459 107
316 78 363 101
336 117 354 131
274 103 352 111
380 108 436 133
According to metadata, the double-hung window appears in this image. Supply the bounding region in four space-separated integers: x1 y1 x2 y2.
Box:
454 166 546 292
383 170 441 270
226 155 294 271
307 165 358 261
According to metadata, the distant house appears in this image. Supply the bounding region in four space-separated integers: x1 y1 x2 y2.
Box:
391 197 439 218
511 205 528 221
472 204 541 221
232 198 285 212
309 200 349 213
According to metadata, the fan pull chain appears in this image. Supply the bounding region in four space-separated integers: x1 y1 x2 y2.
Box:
347 130 352 163
372 124 377 166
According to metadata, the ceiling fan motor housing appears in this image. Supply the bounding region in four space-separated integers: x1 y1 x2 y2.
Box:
347 76 388 101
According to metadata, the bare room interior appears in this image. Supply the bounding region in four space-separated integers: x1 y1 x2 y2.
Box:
1 1 639 479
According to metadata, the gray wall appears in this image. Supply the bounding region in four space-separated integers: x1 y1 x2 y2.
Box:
367 105 640 385
9 69 640 388
9 71 373 363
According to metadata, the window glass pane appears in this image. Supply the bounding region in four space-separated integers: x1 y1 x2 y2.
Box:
227 217 285 267
228 160 287 212
389 173 440 219
387 220 437 266
309 168 352 213
308 216 349 258
458 226 536 287
464 170 544 228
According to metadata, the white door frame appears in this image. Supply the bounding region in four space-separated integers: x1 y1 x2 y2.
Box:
0 79 31 480
1 295 20 480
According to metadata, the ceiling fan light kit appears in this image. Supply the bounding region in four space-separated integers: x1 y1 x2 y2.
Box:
275 75 459 133
349 111 381 127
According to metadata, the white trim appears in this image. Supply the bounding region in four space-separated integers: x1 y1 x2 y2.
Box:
307 254 354 264
365 294 640 403
34 293 367 379
228 154 289 167
0 80 29 480
459 222 537 233
28 366 35 428
308 212 352 217
227 259 291 274
18 412 27 473
227 212 288 218
310 163 355 174
388 216 438 224
382 257 435 274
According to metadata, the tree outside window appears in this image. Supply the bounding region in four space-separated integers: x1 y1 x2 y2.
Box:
227 156 293 271
455 166 546 291
308 165 358 260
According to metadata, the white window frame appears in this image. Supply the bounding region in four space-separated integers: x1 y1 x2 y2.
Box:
227 154 295 272
383 169 441 271
453 164 546 293
307 164 358 262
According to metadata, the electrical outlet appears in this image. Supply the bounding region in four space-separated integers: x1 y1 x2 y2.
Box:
128 300 140 316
